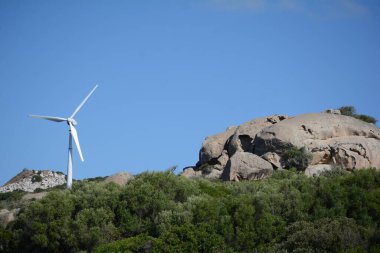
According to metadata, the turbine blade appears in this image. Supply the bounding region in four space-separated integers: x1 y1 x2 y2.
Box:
70 85 98 119
29 114 67 122
69 122 84 162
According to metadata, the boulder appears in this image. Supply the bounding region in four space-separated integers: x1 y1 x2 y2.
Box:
221 152 273 181
181 167 202 179
305 164 333 177
228 115 288 156
199 126 237 165
104 172 134 186
261 152 282 169
214 150 229 170
330 137 380 170
254 113 380 170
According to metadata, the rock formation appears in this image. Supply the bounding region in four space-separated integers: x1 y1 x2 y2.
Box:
183 111 380 181
0 169 65 193
104 171 134 186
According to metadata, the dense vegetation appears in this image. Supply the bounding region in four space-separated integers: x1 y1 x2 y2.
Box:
338 106 377 124
280 146 313 171
1 169 380 252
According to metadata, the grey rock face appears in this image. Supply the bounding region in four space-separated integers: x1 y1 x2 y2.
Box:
221 152 273 181
0 170 66 193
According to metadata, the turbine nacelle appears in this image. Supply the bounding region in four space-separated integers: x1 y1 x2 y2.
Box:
67 118 77 126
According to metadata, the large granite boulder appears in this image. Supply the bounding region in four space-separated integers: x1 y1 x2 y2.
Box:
228 115 288 156
255 113 380 170
198 115 288 171
191 112 379 182
221 152 273 181
199 126 237 166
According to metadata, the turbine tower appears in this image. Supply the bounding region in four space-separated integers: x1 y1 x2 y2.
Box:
30 85 98 189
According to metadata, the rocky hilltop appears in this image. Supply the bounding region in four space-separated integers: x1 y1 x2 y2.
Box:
183 110 380 181
0 169 66 193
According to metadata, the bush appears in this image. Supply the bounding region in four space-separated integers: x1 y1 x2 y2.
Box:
339 106 356 116
276 218 371 252
31 174 42 183
354 114 377 124
2 170 380 253
95 234 156 253
339 106 377 124
281 146 313 171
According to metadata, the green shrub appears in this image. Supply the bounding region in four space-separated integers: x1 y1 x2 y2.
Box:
320 166 348 178
339 106 377 124
354 114 377 124
31 174 42 183
275 218 371 252
2 170 380 253
281 146 313 171
339 106 356 116
95 234 156 253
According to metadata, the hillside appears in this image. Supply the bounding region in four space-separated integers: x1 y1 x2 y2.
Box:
0 170 379 252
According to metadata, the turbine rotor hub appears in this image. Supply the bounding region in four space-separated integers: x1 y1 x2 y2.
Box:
67 118 77 125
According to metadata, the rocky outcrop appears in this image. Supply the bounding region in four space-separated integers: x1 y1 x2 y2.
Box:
255 113 380 169
182 115 288 180
183 112 380 181
199 126 237 166
228 115 288 156
104 172 134 186
0 169 66 193
221 152 273 181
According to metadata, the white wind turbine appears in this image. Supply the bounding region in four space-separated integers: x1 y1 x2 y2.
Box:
30 85 98 189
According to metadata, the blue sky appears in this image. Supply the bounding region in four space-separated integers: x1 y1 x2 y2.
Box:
1 0 379 185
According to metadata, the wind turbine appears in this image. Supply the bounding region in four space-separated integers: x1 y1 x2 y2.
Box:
30 85 98 189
